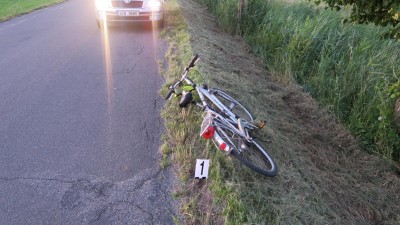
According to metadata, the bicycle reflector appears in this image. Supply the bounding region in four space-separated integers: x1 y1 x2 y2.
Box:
201 126 215 139
213 132 231 152
200 112 215 139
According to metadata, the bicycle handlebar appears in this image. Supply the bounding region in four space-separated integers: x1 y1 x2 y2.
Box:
187 54 199 69
165 87 174 100
165 54 199 100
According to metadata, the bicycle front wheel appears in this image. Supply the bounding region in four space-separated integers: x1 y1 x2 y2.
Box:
209 88 254 123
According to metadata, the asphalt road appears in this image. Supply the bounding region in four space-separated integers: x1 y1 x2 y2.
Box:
0 0 176 224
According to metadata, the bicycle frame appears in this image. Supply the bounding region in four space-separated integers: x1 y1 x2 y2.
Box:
165 54 256 142
181 75 253 142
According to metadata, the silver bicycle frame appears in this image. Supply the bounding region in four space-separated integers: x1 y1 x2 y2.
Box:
182 76 252 140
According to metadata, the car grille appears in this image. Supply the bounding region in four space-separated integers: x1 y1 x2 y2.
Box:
111 1 143 8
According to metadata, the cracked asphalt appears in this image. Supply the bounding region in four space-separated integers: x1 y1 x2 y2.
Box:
0 0 177 224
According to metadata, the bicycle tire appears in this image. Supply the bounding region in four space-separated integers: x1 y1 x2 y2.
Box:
214 123 278 177
209 88 254 123
233 139 278 177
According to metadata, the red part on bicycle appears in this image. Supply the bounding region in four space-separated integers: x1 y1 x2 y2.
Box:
201 126 215 139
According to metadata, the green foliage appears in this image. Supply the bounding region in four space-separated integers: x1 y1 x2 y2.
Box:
310 0 400 38
388 80 400 99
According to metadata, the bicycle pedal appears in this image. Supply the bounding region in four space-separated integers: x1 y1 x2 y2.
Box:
254 120 266 129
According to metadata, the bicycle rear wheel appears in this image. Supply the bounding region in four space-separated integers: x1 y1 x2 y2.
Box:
209 88 254 123
214 123 278 177
233 139 278 177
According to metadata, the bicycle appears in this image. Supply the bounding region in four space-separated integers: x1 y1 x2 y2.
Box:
165 54 278 177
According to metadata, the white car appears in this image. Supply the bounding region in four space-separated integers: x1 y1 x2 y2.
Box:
95 0 164 28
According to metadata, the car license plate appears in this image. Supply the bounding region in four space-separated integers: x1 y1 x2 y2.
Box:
116 10 138 16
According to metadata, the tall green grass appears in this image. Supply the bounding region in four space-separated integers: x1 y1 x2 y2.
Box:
199 0 400 161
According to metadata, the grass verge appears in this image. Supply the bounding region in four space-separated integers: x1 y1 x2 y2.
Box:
0 0 66 22
161 0 400 224
160 0 249 224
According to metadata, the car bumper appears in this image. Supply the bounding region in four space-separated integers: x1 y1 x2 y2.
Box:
96 9 164 23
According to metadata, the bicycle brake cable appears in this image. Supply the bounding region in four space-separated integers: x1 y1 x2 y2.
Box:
190 69 208 86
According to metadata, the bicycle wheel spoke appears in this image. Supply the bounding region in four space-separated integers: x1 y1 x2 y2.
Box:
235 140 278 177
237 143 273 170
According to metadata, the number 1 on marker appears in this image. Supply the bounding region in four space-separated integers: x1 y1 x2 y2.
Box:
195 159 210 179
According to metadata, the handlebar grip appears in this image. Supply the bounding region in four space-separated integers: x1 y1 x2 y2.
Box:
188 54 199 68
165 88 174 100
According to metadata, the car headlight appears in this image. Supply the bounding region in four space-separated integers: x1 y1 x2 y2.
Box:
95 0 111 10
146 0 162 11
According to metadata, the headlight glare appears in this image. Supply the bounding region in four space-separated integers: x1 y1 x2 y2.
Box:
95 0 111 10
147 0 161 10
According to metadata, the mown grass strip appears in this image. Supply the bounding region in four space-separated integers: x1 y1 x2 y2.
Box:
0 0 65 22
